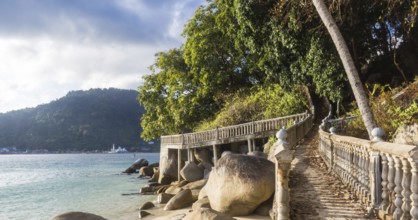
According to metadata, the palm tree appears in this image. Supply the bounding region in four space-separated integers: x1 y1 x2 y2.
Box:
312 0 377 138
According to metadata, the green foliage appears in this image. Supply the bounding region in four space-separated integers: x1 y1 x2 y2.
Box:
346 83 418 140
139 0 418 140
194 85 308 131
263 136 277 155
0 89 155 152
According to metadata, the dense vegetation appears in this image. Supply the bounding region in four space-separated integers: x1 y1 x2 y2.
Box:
0 88 156 152
346 80 418 140
138 0 418 140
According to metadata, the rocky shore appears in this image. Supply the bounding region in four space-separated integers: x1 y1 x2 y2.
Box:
50 147 277 220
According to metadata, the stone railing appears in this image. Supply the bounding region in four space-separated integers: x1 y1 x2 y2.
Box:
273 114 314 220
319 124 418 220
161 112 310 148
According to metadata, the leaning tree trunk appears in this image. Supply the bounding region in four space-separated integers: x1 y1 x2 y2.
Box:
312 0 377 139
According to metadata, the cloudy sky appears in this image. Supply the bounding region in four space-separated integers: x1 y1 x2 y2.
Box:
0 0 205 113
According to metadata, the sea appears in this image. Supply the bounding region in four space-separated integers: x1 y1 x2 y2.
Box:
0 153 159 220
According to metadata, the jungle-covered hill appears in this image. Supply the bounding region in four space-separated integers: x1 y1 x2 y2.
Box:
0 88 156 152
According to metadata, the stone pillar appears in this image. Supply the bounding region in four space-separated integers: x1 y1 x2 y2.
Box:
274 128 295 220
252 139 256 152
177 148 182 181
247 138 252 153
213 144 218 167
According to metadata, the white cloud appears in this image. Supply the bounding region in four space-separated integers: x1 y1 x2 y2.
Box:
0 36 172 113
0 0 206 113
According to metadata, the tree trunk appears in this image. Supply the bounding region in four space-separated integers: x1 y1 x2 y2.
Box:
312 0 377 138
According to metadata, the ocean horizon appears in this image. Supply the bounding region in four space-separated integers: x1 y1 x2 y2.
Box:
0 153 159 220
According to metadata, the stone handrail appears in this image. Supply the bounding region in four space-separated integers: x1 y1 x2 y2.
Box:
319 128 418 219
161 112 310 148
273 113 314 219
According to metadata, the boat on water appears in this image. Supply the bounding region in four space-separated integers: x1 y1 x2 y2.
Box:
108 144 128 153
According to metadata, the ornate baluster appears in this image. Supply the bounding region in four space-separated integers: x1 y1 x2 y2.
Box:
393 157 404 219
410 159 418 220
381 154 389 210
353 148 360 194
388 155 396 215
402 158 412 219
347 147 355 191
363 148 370 204
359 147 366 200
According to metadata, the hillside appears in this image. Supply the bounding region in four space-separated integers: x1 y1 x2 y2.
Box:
0 88 158 153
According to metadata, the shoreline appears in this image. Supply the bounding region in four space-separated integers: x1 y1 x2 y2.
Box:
119 202 271 220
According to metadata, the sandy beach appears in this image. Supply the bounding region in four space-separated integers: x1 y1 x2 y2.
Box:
118 202 271 220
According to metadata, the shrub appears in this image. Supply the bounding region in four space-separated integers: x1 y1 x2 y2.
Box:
194 84 309 131
345 82 418 140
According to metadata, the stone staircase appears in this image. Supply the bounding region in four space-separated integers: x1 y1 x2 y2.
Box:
289 129 376 220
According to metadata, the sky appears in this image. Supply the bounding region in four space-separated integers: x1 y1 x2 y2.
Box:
0 0 205 113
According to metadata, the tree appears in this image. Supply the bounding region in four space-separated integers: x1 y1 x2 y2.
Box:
312 0 377 137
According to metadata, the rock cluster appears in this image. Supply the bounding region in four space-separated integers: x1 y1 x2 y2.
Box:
136 150 275 219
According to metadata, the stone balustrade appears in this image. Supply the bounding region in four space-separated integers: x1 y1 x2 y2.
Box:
272 115 314 219
161 112 311 149
319 125 418 220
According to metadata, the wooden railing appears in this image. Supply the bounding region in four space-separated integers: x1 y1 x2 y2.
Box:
161 112 310 148
319 124 418 220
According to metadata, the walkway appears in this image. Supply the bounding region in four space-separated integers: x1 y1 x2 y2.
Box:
289 128 375 220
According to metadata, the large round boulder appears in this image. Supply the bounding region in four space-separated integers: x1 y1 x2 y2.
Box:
50 212 107 220
205 154 275 216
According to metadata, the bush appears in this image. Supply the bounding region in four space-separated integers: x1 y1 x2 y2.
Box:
345 82 418 140
194 84 309 131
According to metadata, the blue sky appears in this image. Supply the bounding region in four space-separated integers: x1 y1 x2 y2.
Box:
0 0 205 113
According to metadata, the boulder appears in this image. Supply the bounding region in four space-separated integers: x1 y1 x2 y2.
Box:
123 158 148 174
198 161 213 171
164 189 196 211
139 166 154 177
159 174 172 185
159 155 178 183
221 151 232 158
177 180 190 187
50 212 107 220
192 197 211 210
138 210 151 219
182 179 207 190
184 208 236 220
247 150 267 158
194 148 212 163
254 196 273 216
180 161 204 182
139 201 155 210
191 189 201 201
157 193 175 204
156 185 170 194
149 170 159 183
203 169 211 179
198 185 208 200
165 185 183 195
394 124 418 145
148 162 160 168
205 154 275 216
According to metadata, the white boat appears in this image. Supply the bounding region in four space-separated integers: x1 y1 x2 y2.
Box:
108 144 128 153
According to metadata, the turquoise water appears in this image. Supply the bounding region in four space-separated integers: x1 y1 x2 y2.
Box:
0 153 159 220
